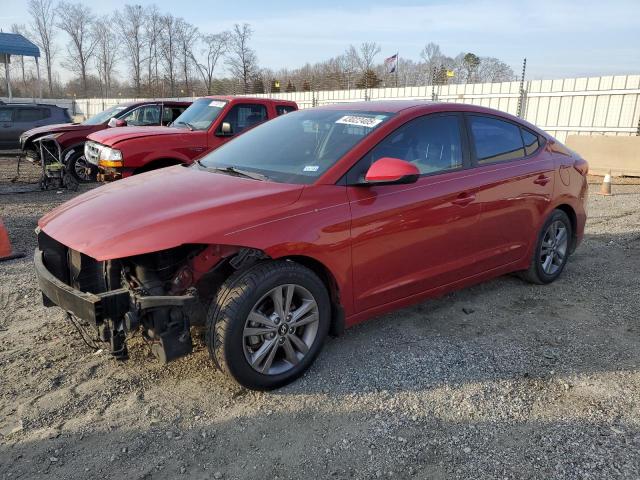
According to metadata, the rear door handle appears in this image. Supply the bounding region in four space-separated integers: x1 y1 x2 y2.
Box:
533 175 550 186
452 193 476 206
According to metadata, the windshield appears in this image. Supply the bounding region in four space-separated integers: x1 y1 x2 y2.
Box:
198 109 393 184
82 105 129 125
172 98 227 130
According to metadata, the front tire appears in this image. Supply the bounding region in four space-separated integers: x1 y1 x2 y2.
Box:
520 209 572 284
207 261 331 390
67 150 97 183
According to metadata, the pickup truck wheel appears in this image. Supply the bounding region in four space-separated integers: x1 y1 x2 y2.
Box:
520 209 572 285
207 261 330 390
67 151 97 183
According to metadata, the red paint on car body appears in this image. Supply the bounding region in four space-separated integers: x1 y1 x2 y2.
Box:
39 101 587 329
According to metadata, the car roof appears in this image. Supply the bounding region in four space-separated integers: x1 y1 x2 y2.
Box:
0 102 64 109
201 95 297 105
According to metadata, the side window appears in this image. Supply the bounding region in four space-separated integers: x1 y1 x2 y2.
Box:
348 115 463 183
15 108 45 122
123 105 161 126
469 115 525 163
162 107 186 125
0 108 12 122
521 128 540 156
276 105 295 116
222 104 267 135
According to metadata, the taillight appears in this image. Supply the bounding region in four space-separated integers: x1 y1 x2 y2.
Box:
573 157 589 176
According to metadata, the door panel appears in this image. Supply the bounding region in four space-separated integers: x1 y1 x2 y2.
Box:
348 173 481 312
465 115 555 271
0 107 13 148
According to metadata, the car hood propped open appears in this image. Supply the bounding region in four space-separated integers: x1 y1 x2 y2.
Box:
39 165 304 260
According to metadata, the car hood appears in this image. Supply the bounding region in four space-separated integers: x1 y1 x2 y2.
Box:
88 126 186 146
39 165 304 261
22 123 88 138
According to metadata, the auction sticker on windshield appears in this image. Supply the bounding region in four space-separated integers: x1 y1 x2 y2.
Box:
209 100 226 108
336 115 385 128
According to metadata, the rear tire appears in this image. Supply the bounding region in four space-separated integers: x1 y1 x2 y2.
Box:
206 260 330 390
520 209 572 285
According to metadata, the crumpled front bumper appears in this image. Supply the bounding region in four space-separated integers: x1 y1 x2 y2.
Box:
34 249 129 323
34 248 195 323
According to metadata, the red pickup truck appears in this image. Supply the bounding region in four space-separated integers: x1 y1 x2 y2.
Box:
20 100 190 182
85 96 298 181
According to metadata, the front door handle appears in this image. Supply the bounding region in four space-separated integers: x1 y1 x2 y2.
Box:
452 193 476 206
533 175 550 186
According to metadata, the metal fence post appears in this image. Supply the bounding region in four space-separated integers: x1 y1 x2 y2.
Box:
516 58 527 118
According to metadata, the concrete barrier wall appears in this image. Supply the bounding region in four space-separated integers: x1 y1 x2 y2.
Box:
565 135 640 177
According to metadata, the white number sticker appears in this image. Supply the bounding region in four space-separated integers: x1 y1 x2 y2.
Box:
303 165 319 172
209 100 226 108
336 115 383 128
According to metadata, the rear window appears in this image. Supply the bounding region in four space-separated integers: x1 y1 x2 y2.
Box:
276 105 296 116
469 115 525 163
521 128 540 155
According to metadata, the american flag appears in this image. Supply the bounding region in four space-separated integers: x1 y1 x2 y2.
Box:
384 53 398 74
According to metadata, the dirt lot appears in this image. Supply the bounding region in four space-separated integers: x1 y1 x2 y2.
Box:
1 157 639 479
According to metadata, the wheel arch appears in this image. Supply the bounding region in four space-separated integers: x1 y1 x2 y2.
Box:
280 255 345 337
553 203 578 253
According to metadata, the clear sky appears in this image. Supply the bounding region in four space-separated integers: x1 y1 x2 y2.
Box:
2 0 639 80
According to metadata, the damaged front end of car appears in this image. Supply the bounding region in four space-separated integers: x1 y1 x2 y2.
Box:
34 229 258 363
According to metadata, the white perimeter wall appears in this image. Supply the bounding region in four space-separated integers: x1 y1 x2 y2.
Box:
4 74 639 143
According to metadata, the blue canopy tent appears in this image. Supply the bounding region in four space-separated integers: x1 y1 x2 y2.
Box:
0 32 41 100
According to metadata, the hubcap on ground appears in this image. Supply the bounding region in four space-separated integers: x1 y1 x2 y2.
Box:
540 220 568 275
243 284 319 375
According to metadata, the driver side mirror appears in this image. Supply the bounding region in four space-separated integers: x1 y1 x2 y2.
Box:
363 157 420 185
108 118 126 128
216 121 233 137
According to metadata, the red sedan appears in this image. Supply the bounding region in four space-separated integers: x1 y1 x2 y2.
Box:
35 101 588 390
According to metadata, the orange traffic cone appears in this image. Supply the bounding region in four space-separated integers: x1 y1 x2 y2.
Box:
598 171 612 196
0 219 24 262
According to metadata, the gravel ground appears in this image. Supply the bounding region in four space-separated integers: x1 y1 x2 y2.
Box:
1 156 639 480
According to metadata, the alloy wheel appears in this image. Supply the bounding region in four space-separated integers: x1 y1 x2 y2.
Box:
540 220 568 275
242 284 320 375
74 156 93 182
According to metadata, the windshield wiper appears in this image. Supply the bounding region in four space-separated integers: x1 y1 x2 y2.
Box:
212 166 268 181
175 121 195 131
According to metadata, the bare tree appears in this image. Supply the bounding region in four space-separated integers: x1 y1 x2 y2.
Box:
226 23 258 93
346 42 381 90
347 42 381 72
175 18 198 95
114 4 145 96
28 0 57 95
94 18 118 97
56 1 98 97
420 42 442 65
143 5 161 96
476 57 515 83
193 32 228 95
158 14 178 96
